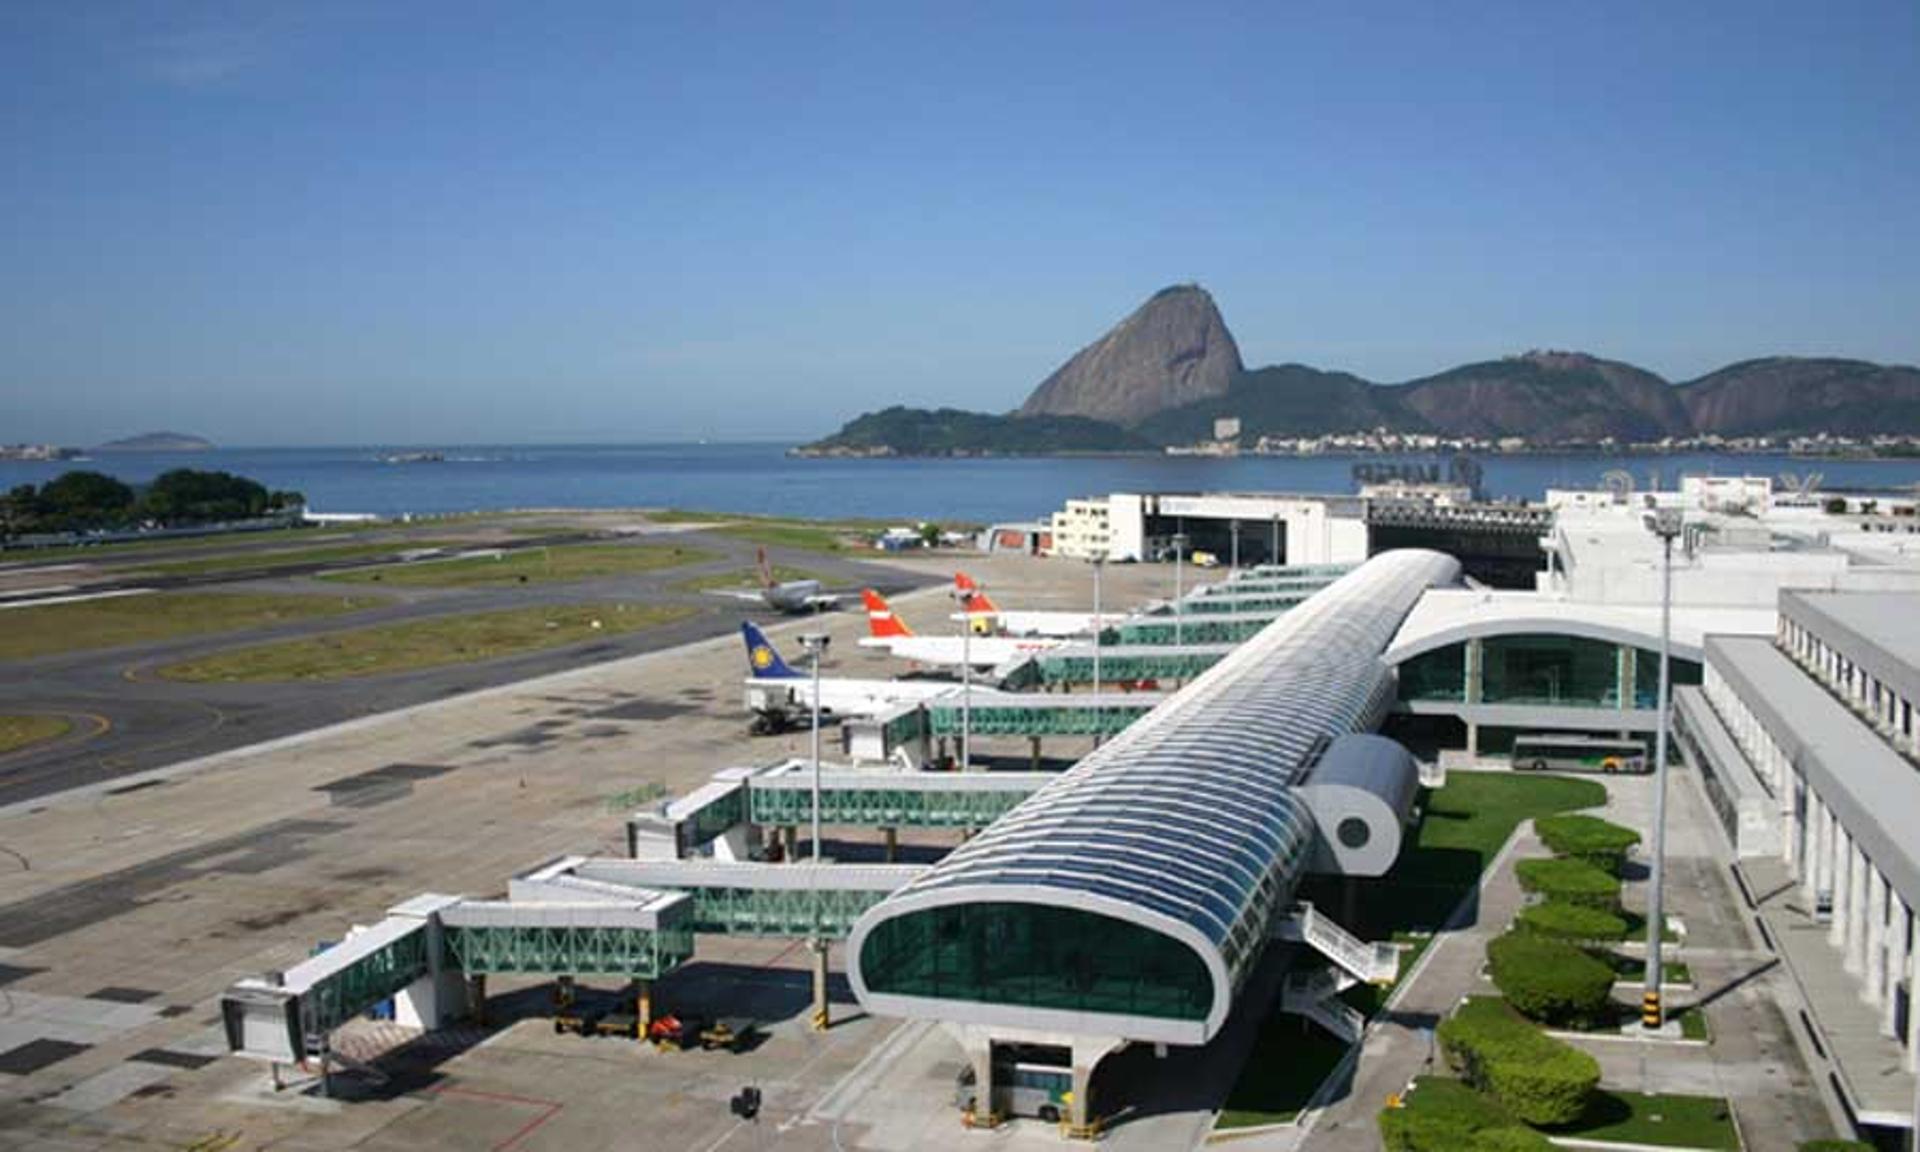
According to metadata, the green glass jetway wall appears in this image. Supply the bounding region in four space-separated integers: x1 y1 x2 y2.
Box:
926 697 1154 738
748 774 1046 829
1116 614 1275 646
442 921 694 980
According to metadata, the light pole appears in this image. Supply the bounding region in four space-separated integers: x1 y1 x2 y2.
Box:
1171 532 1190 647
1230 520 1240 576
1641 507 1682 1030
951 585 974 771
1091 551 1106 745
798 632 830 863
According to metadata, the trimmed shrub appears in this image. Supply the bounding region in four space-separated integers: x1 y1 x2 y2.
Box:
1536 814 1640 875
1378 1079 1555 1152
1487 931 1616 1027
1515 857 1619 910
1515 899 1629 941
1437 997 1600 1126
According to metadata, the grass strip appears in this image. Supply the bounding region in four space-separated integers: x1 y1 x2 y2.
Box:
323 542 716 588
138 539 464 578
156 602 695 682
0 714 74 755
0 591 381 660
1541 1088 1741 1149
674 564 823 594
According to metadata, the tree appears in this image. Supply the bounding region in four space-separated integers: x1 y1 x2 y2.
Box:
37 471 135 530
138 469 271 524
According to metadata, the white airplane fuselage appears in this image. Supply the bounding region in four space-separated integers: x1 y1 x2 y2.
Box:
858 633 1062 669
744 674 957 720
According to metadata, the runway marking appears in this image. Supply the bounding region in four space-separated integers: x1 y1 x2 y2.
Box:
0 588 153 611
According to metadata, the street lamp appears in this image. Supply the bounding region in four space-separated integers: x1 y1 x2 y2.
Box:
1641 506 1683 1030
1171 532 1190 647
950 585 976 771
1230 520 1240 576
1091 551 1106 745
798 632 830 863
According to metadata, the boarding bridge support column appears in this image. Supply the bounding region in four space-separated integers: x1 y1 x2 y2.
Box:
1068 1036 1125 1136
1029 737 1043 771
808 937 831 1031
883 827 898 863
390 895 469 1030
636 979 653 1033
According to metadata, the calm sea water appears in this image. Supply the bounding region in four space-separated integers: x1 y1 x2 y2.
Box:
5 444 1918 523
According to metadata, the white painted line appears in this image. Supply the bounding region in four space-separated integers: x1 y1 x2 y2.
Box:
0 587 152 611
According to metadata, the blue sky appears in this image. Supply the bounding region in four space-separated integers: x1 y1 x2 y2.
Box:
4 1 1917 445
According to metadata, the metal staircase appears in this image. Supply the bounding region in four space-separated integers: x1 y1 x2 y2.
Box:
1274 902 1401 985
1272 902 1400 1044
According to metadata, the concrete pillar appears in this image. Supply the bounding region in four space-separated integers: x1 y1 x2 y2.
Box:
1908 939 1920 1072
1465 721 1480 759
1846 844 1871 975
637 979 653 1033
809 937 831 1031
1066 1037 1124 1135
1804 797 1826 907
1831 829 1853 948
468 974 488 1027
1867 873 1890 1009
960 1036 996 1121
883 826 898 863
1030 736 1042 771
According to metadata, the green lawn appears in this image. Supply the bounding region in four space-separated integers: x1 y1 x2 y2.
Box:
1299 772 1609 939
674 563 823 594
1216 1018 1352 1128
0 714 73 755
155 602 694 682
1385 1079 1740 1151
1543 1089 1741 1149
322 542 717 588
1380 1077 1555 1150
137 539 464 578
0 591 382 660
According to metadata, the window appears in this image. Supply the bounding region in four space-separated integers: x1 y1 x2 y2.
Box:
860 902 1213 1021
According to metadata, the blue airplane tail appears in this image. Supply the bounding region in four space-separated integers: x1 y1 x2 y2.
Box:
742 622 800 678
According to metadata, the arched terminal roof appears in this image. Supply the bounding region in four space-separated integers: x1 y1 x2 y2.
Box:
847 549 1461 1046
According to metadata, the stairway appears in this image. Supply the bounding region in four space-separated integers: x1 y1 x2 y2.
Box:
1273 902 1401 985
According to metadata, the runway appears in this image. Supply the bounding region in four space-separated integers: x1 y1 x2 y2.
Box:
0 529 933 808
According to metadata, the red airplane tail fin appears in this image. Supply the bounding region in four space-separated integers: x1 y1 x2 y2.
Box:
953 572 1001 614
861 589 914 637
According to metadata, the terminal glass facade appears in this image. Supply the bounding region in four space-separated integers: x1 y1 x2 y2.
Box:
859 902 1213 1021
1396 634 1700 710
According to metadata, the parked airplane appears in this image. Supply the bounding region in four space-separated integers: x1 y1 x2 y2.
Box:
949 572 1124 638
859 589 1064 669
740 622 958 733
706 549 842 614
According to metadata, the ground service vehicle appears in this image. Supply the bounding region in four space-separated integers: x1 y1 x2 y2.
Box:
1511 733 1649 774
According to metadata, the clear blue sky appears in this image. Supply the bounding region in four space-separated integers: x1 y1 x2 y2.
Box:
4 1 1917 446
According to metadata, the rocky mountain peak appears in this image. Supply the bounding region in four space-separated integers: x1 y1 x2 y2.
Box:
1017 284 1244 427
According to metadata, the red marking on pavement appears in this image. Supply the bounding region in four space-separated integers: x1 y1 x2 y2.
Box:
429 1084 564 1151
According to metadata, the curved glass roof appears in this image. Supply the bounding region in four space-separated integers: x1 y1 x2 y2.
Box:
855 549 1462 1020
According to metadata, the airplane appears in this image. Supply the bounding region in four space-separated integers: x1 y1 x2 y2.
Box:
705 548 843 614
859 589 1064 669
740 621 959 733
948 572 1125 638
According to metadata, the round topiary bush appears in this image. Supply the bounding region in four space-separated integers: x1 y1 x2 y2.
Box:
1378 1078 1556 1151
1487 931 1617 1027
1438 997 1600 1126
1515 899 1629 941
1515 856 1620 910
1535 814 1641 875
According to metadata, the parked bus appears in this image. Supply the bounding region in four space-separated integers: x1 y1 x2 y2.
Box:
954 1057 1072 1123
1510 733 1649 775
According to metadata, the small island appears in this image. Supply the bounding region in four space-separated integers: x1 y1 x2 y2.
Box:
96 431 214 453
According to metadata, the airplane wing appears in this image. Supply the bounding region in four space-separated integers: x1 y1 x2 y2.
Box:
803 592 844 610
704 589 767 603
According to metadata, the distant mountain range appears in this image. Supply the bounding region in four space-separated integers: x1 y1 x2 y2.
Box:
799 285 1920 455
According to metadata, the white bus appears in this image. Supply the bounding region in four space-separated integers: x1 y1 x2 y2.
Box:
1510 733 1649 775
